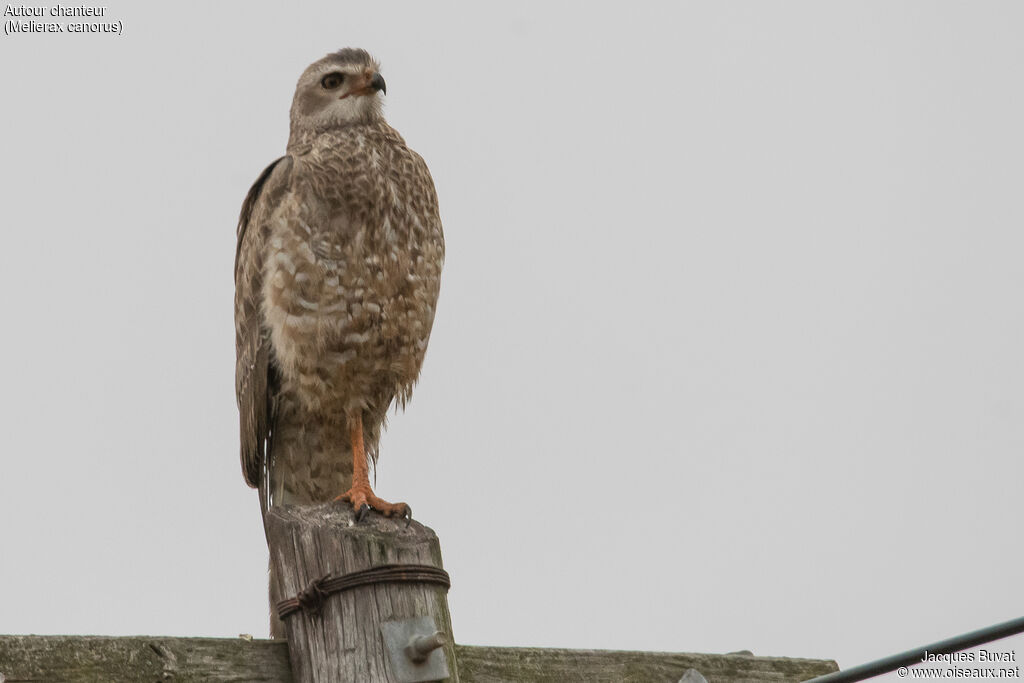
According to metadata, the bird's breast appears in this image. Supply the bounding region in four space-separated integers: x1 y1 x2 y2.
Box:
260 168 442 414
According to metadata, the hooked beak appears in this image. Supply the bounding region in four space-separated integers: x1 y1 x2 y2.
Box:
339 71 388 100
370 72 386 95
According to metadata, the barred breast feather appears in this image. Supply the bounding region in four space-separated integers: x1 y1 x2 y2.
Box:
234 120 444 506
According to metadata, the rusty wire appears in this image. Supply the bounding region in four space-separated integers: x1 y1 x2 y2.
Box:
276 564 451 620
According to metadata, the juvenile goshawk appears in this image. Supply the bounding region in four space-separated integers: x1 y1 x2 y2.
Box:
234 48 444 528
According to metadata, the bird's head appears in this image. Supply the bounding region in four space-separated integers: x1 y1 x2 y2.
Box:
289 48 386 136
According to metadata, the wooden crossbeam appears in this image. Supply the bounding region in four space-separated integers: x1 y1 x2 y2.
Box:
0 635 837 682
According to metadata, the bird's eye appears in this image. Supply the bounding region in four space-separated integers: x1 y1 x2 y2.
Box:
321 73 345 90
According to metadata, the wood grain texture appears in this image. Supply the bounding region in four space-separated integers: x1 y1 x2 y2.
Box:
0 635 294 682
0 637 838 682
265 503 459 683
455 645 838 683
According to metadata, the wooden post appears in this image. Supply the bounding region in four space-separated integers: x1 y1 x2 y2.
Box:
266 503 459 683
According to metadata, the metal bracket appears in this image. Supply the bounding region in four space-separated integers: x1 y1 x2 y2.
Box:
381 616 450 682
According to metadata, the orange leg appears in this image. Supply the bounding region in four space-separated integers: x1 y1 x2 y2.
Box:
334 413 409 520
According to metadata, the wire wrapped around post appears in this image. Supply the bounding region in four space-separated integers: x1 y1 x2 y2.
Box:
276 564 451 621
265 503 460 683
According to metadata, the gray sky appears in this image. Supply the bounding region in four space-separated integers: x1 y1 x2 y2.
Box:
1 1 1022 678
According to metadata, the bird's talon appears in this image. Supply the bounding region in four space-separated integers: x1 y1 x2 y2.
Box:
356 503 371 522
337 483 408 524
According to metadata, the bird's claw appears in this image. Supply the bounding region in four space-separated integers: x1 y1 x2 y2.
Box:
356 503 371 523
335 486 409 525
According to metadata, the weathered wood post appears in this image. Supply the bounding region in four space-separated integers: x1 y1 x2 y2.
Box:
266 503 459 683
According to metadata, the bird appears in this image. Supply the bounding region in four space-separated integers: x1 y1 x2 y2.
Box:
234 49 443 538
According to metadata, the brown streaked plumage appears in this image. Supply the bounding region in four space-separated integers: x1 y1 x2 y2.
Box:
233 49 444 635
